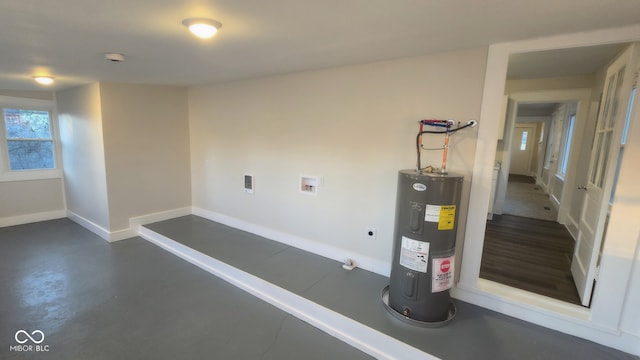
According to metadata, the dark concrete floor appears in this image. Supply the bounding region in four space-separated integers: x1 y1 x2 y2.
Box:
0 219 372 360
1 217 637 359
144 215 638 360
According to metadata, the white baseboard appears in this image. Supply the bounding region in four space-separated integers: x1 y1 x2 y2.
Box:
129 207 192 235
108 228 137 242
0 209 66 228
452 280 640 356
66 210 112 241
47 205 392 275
192 207 391 276
138 225 433 360
67 207 193 242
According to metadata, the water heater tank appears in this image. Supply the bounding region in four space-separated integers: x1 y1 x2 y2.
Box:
387 169 463 324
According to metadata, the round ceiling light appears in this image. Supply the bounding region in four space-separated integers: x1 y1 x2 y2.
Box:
104 53 125 62
182 18 222 39
33 76 54 85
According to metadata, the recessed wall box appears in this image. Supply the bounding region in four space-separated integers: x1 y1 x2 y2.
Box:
299 176 318 195
244 174 254 194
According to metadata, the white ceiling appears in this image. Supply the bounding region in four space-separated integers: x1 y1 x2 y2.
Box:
2 0 640 91
517 103 562 117
507 43 628 79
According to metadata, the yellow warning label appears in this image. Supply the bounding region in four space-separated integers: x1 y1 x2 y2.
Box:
438 205 456 230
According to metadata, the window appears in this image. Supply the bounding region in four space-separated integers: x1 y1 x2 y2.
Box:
0 96 60 181
520 131 528 150
544 107 563 169
558 113 575 177
4 109 55 170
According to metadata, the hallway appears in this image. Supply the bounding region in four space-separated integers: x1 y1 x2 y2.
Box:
503 175 558 221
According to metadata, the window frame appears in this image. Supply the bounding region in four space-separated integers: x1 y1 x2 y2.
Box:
0 96 62 182
610 85 636 204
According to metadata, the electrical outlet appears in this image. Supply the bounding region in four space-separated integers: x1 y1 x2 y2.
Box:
366 227 377 240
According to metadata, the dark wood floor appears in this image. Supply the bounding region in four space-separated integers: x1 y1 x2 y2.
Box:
480 214 582 305
508 174 536 184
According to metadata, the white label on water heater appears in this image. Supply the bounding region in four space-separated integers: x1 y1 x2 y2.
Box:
399 236 429 273
412 183 427 191
424 205 441 222
432 256 455 293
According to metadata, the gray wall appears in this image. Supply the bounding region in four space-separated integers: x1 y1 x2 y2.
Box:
57 83 111 229
100 83 191 231
189 47 487 270
56 83 192 235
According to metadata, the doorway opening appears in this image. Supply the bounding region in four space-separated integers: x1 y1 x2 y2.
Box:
481 213 580 305
478 43 638 308
482 100 582 305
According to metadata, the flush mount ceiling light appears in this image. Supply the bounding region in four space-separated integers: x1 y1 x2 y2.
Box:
182 18 222 39
104 53 125 62
33 76 54 85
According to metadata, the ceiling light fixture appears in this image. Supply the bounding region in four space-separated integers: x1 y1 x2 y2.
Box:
182 18 222 39
104 53 125 62
33 76 54 85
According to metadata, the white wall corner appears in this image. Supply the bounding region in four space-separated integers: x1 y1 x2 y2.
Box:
108 228 137 242
0 209 67 228
113 207 194 242
191 207 391 276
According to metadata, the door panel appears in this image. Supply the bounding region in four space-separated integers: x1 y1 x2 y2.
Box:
571 44 638 306
510 124 537 175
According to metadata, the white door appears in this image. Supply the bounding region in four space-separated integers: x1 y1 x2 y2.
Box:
510 123 537 175
571 44 638 306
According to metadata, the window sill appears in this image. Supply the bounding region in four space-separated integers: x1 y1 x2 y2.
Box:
0 169 62 183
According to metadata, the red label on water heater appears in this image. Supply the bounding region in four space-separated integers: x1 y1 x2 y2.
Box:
440 259 451 272
432 256 454 293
